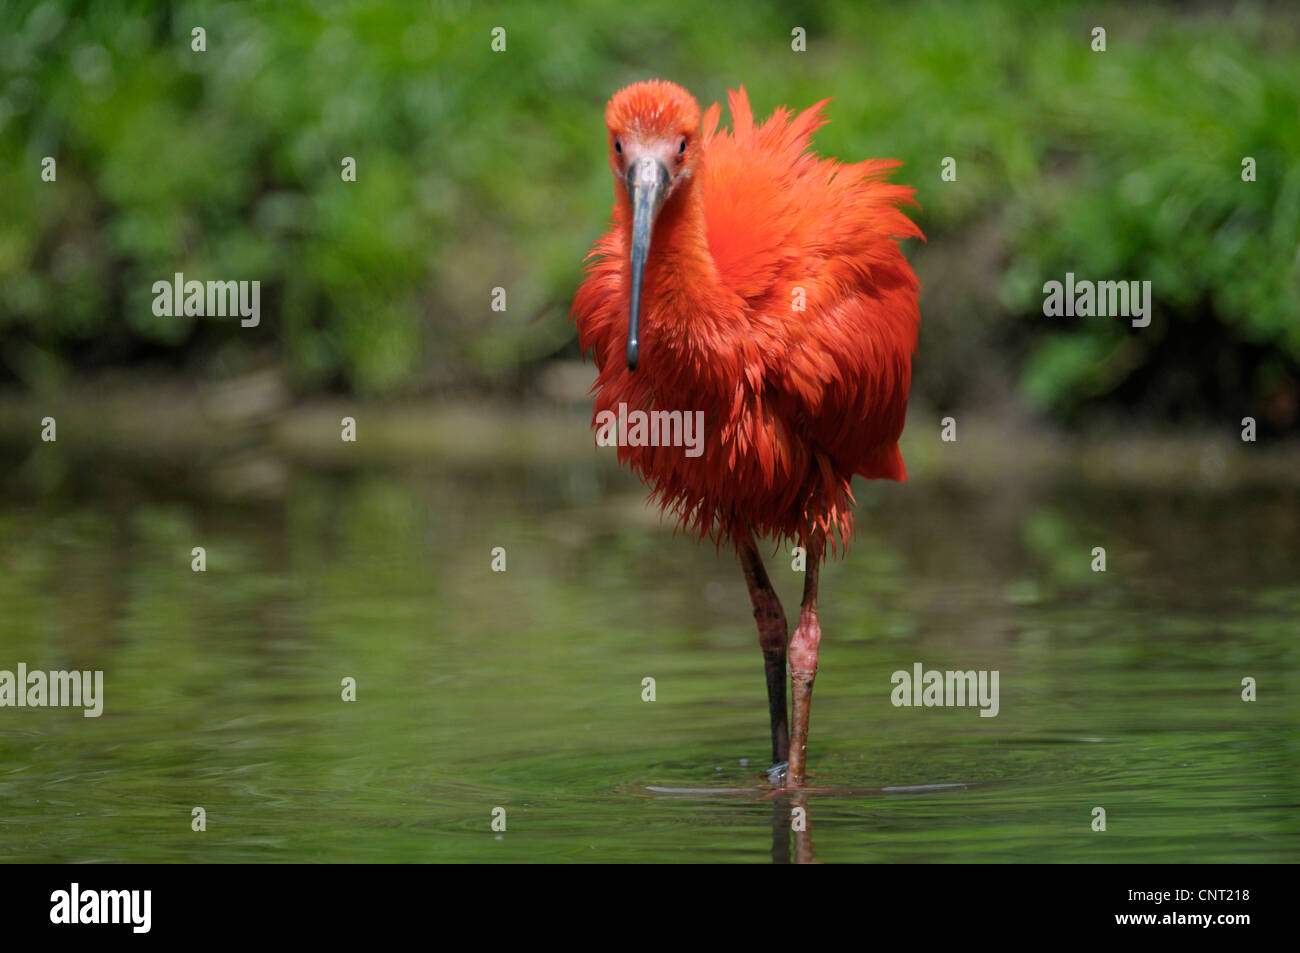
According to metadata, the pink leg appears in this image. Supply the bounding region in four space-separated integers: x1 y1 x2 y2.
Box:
787 542 821 787
738 532 789 767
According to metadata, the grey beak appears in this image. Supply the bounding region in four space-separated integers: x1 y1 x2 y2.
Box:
626 155 670 371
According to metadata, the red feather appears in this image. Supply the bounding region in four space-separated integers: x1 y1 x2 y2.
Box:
572 81 922 558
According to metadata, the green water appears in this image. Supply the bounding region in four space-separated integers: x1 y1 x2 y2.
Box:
0 441 1296 863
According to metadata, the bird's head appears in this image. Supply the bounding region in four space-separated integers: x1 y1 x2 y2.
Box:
604 80 701 371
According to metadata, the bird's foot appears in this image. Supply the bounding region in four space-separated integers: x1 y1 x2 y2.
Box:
766 761 788 787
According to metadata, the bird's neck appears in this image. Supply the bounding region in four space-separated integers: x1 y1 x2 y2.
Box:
645 177 715 288
631 177 727 360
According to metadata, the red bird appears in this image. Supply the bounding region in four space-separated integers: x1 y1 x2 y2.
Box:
572 80 922 786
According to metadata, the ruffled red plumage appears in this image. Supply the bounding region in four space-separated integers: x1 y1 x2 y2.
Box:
572 82 922 558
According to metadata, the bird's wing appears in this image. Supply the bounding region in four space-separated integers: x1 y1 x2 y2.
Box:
571 227 626 374
701 88 832 303
701 88 923 479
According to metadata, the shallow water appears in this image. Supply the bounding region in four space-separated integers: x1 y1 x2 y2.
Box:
0 439 1296 863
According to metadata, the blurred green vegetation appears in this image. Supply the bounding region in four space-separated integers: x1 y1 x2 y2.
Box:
1 0 1298 428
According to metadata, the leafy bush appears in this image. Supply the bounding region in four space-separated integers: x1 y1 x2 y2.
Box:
1 0 1296 426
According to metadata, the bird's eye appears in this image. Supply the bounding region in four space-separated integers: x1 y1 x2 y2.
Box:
615 139 622 155
678 137 687 155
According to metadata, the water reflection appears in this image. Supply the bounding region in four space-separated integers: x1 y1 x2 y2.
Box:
0 441 1296 862
771 791 817 865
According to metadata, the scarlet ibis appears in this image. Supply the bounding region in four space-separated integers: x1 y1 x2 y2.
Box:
572 80 922 787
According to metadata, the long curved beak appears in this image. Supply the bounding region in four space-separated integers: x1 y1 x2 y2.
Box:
625 155 670 371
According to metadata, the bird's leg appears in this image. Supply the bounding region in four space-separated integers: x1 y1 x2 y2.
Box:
738 534 789 769
787 540 822 787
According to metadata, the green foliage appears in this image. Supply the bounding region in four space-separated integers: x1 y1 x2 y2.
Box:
1 0 1297 416
998 9 1300 416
